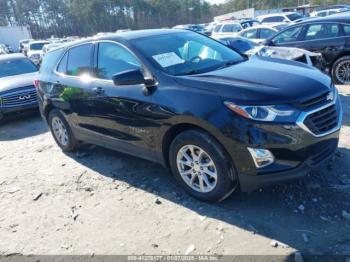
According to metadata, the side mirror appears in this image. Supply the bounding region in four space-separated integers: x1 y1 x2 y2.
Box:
283 19 290 23
262 38 273 46
112 69 146 86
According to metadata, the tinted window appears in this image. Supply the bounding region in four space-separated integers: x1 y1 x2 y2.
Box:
97 42 141 80
343 25 350 35
226 38 258 53
222 24 241 33
304 24 340 40
0 58 37 78
30 43 48 51
57 52 68 74
213 25 222 33
263 16 285 23
272 26 303 44
242 29 258 39
286 13 303 21
67 44 92 76
40 48 63 74
260 28 276 39
133 32 244 76
317 11 327 17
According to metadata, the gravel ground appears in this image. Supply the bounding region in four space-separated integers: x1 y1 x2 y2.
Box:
0 86 350 257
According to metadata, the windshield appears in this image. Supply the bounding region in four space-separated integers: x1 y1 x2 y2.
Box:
132 32 244 76
30 43 48 50
0 58 37 78
287 13 303 21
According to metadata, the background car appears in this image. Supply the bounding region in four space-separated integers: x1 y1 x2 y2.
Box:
216 36 325 71
239 25 278 43
211 22 243 38
0 54 38 120
264 13 350 84
26 40 50 65
257 12 304 26
310 7 349 17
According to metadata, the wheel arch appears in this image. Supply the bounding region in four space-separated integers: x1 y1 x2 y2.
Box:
161 121 234 172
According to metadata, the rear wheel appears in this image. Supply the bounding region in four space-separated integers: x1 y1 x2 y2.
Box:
332 56 350 84
169 130 237 202
48 109 78 152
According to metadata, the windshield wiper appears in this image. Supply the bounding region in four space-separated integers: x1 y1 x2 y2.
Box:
217 59 245 70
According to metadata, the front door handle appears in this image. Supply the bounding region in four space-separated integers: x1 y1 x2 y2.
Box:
92 87 105 95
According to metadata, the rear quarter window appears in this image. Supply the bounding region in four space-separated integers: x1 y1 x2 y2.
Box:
40 48 64 75
343 25 350 35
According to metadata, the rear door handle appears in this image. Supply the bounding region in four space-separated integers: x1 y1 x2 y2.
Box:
92 86 105 95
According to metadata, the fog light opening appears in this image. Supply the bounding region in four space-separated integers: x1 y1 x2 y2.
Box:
247 148 275 169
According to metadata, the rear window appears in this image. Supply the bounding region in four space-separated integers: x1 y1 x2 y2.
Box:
66 44 93 76
30 43 48 51
222 24 242 33
0 58 37 78
262 16 285 23
286 13 303 21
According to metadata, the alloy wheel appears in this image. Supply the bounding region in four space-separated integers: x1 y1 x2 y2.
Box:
51 116 69 146
176 145 218 193
335 60 350 84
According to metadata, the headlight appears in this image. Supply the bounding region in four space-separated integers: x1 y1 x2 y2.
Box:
224 102 300 122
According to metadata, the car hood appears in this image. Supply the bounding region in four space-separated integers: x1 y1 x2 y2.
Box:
173 56 332 105
0 72 38 93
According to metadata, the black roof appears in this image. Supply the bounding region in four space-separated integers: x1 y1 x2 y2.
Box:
60 29 186 51
298 12 350 24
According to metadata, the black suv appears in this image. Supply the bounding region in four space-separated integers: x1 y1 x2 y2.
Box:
264 13 350 84
36 29 342 202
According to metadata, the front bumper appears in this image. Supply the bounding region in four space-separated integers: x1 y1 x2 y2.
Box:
220 96 342 192
0 102 38 119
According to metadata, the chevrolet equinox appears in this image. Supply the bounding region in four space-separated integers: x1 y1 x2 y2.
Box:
36 29 342 202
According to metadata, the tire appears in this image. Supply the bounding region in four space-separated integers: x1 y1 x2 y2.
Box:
48 109 78 152
169 129 238 202
331 56 350 85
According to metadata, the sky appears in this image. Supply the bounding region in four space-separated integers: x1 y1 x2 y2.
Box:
207 0 227 5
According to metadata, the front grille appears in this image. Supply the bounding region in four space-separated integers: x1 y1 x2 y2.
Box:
298 92 330 109
304 104 338 135
0 86 38 108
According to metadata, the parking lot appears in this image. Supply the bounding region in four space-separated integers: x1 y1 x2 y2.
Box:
0 85 348 256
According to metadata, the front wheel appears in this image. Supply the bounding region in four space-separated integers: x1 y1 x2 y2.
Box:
169 130 237 202
332 56 350 84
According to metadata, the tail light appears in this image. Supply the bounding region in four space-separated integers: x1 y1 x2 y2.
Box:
34 79 39 89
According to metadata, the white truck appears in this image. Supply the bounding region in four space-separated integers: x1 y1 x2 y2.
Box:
0 26 32 52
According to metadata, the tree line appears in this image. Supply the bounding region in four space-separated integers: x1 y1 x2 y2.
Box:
1 0 350 39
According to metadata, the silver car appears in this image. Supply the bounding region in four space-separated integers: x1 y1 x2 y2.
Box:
0 54 38 120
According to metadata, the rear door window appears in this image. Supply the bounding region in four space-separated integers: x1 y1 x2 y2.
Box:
304 24 340 40
342 25 350 35
66 44 93 76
